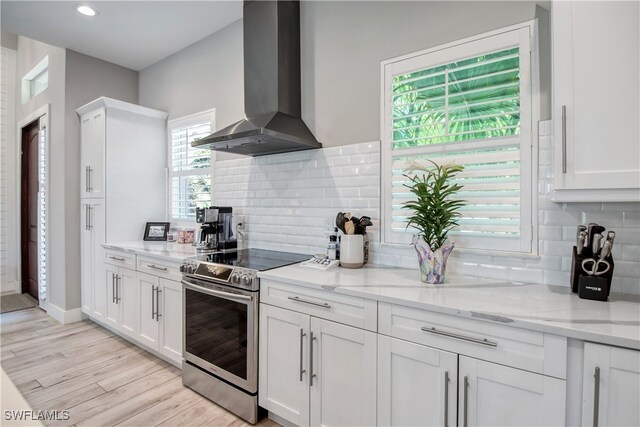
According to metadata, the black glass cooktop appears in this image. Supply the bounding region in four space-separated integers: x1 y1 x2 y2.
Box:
190 248 310 272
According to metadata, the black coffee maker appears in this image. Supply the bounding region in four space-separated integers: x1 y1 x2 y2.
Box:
195 207 237 252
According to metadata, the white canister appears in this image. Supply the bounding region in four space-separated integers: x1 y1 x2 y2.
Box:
340 235 364 268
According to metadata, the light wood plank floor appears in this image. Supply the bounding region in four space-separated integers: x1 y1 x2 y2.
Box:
1 308 279 427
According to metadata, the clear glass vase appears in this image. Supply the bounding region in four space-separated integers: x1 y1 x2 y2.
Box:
412 235 454 284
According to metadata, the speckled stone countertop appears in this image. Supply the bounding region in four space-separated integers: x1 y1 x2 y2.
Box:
259 264 640 350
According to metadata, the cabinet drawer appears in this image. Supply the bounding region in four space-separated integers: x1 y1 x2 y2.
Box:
104 249 136 268
379 302 566 379
261 280 377 332
137 256 182 281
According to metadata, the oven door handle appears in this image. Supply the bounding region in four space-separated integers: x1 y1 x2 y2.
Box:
181 280 253 303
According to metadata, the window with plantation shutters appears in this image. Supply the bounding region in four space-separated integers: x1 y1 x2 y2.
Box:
382 26 536 253
168 109 215 221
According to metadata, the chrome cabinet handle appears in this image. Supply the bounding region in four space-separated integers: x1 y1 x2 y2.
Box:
85 205 90 231
88 206 92 230
310 332 317 386
111 273 116 303
421 326 497 347
562 105 567 174
593 367 600 427
463 376 469 427
85 166 90 192
109 256 125 261
299 328 306 382
88 166 93 192
287 296 331 309
147 264 168 271
156 287 162 321
151 285 156 320
444 371 449 427
116 275 121 303
182 280 252 303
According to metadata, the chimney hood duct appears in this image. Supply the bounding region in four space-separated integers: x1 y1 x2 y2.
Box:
193 0 321 156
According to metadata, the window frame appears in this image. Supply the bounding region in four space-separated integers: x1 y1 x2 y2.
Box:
167 108 216 225
380 21 540 254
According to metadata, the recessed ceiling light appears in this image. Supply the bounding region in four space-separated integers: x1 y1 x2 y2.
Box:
75 4 97 16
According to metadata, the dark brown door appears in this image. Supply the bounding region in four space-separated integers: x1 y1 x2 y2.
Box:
21 120 40 300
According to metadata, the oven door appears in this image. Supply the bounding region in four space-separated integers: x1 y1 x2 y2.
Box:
182 277 258 393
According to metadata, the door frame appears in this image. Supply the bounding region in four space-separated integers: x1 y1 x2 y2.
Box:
16 104 50 312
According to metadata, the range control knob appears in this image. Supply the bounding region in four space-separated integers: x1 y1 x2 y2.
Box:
231 273 241 285
180 265 187 273
240 274 251 286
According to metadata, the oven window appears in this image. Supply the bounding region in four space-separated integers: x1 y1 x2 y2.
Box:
185 288 248 380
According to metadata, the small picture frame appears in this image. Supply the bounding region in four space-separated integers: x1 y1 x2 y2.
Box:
144 222 170 241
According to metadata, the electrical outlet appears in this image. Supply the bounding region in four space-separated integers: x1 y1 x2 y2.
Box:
238 215 246 226
324 217 334 234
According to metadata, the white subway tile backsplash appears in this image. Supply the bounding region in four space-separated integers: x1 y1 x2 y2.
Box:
213 123 640 295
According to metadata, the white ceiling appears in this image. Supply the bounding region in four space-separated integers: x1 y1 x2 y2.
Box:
1 1 243 71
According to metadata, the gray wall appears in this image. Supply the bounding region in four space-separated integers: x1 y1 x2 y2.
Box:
1 30 17 49
64 50 138 309
139 1 548 159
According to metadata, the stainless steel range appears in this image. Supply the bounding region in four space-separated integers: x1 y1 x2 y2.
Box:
180 249 309 424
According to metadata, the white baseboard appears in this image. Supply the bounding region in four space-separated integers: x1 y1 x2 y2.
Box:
1 280 19 293
46 303 84 324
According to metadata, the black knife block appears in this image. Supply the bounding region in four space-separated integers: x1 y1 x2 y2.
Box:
570 245 615 300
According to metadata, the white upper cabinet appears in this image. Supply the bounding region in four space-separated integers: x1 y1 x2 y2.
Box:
552 1 640 202
80 107 106 199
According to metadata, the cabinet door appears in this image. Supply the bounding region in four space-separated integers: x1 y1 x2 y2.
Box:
378 336 457 427
90 200 106 320
80 115 92 198
80 108 106 198
553 1 640 199
104 264 119 328
309 317 377 427
582 343 640 427
137 272 159 351
158 278 182 365
80 203 93 314
259 304 310 427
459 356 566 426
118 267 138 338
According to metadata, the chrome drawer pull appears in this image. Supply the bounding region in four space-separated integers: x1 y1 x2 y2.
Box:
287 296 331 309
147 264 168 271
420 326 497 347
310 332 317 386
109 256 126 262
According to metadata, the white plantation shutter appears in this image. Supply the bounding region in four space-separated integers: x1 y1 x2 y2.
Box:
382 26 534 253
168 110 215 221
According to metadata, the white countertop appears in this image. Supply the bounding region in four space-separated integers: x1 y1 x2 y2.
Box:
102 241 199 262
259 264 640 350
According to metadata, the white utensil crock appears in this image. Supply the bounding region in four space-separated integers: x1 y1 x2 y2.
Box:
340 235 364 268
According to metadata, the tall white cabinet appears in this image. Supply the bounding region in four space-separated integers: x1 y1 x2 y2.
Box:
552 1 640 202
78 97 167 320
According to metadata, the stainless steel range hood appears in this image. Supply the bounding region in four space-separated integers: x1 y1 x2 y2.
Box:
193 0 321 156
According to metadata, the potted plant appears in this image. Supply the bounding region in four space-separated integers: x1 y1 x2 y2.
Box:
402 160 465 284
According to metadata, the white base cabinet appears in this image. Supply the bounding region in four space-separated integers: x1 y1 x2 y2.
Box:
459 356 566 427
582 343 640 427
377 336 457 427
103 264 138 339
259 304 376 427
136 272 183 366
